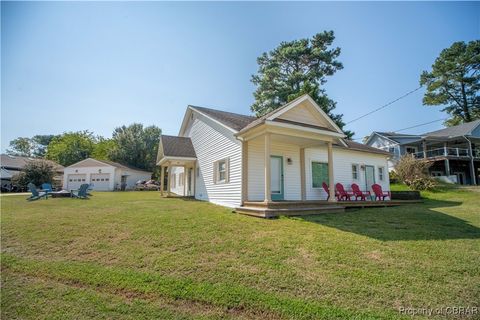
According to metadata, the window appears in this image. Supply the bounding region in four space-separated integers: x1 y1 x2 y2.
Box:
405 146 417 154
352 164 359 180
214 158 229 184
388 147 395 153
379 167 385 181
311 161 329 188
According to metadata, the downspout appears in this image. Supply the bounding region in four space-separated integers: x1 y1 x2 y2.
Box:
463 135 477 185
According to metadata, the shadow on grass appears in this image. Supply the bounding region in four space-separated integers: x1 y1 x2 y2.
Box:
296 198 480 241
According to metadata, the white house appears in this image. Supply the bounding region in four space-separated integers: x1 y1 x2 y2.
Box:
63 158 151 191
156 94 391 215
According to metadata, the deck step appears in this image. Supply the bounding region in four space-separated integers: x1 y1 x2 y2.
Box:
235 205 345 218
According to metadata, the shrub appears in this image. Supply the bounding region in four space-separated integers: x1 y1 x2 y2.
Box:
394 155 436 190
11 159 56 189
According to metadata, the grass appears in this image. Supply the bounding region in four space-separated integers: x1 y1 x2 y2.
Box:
1 185 479 319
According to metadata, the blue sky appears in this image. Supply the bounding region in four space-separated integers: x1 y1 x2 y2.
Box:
1 2 479 151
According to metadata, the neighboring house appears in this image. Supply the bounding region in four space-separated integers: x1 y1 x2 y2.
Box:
0 154 64 190
63 158 151 191
156 94 391 208
365 119 480 185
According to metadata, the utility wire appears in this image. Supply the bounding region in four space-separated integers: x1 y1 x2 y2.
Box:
345 86 423 125
345 52 479 126
352 117 448 141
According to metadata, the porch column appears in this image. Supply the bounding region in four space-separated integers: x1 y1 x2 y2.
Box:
241 140 248 204
193 164 196 197
264 133 271 203
443 142 448 156
327 142 336 202
167 165 172 196
300 148 306 201
160 165 164 196
183 166 187 196
467 138 477 185
445 159 450 176
422 140 427 159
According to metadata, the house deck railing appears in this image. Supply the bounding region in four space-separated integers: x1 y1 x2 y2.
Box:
413 147 472 159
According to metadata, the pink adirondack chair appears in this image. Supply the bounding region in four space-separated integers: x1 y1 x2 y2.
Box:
351 183 371 201
335 183 355 201
322 182 339 201
372 184 391 201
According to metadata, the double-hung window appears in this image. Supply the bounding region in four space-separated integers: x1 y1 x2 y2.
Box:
379 166 385 181
352 164 359 180
214 158 229 184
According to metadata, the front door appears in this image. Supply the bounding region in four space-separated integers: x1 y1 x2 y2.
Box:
365 165 375 192
270 156 284 200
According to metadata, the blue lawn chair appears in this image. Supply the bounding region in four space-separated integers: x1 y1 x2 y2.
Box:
27 183 48 201
71 184 90 199
41 183 53 195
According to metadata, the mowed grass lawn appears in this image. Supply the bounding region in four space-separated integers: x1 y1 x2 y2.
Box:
1 186 479 319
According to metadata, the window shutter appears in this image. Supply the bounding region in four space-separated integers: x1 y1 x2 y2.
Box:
225 158 230 183
213 161 217 184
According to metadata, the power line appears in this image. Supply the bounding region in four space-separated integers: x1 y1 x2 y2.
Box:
393 117 447 132
345 86 423 125
352 117 448 141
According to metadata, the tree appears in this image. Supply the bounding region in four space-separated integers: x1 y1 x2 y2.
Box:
32 135 57 157
250 31 352 138
394 155 435 190
46 131 96 166
92 138 118 160
7 135 58 158
109 124 161 171
420 40 480 126
11 159 56 189
6 137 34 157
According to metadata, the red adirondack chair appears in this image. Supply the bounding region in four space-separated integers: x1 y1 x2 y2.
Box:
351 183 371 201
372 184 391 201
322 182 339 201
335 183 355 201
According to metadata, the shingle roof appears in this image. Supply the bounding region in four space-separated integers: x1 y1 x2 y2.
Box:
0 154 64 172
189 106 257 132
423 119 480 138
94 159 151 173
341 140 391 156
161 135 196 158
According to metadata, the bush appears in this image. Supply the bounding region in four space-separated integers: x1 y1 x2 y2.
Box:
11 159 56 189
394 155 436 190
389 170 400 184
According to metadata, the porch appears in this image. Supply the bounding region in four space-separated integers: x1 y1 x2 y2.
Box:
236 199 422 218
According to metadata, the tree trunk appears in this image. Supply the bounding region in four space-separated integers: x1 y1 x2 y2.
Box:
461 82 472 122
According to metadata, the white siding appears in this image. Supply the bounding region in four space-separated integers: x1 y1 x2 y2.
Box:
247 137 301 201
305 146 390 200
186 112 242 207
170 166 185 195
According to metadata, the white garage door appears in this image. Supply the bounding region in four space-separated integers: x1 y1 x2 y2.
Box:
90 173 111 191
67 174 87 190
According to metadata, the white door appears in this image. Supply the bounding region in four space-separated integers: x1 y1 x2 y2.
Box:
67 174 87 190
90 173 111 191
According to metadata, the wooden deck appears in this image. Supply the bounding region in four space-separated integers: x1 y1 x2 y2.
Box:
235 199 422 218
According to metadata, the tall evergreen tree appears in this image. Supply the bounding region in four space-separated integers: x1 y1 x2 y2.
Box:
250 31 352 138
420 40 480 126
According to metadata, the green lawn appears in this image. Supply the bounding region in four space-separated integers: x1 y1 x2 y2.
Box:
1 186 479 319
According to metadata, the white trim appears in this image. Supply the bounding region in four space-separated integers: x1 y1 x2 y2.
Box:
365 132 400 146
66 158 114 169
266 95 344 135
157 156 197 166
265 120 346 138
183 106 238 135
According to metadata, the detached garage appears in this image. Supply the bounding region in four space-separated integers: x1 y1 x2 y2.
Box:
63 158 151 191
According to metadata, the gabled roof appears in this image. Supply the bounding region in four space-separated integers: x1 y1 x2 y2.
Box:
341 140 391 156
0 154 64 171
67 158 151 173
422 119 480 138
189 106 257 132
160 135 196 158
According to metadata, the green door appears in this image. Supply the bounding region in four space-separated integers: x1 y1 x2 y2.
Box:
365 165 375 192
270 156 284 200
